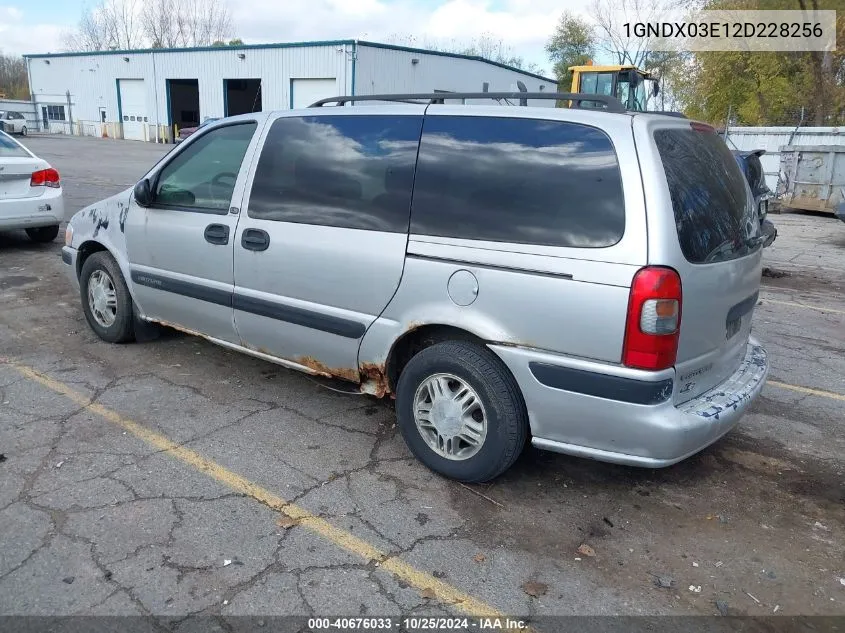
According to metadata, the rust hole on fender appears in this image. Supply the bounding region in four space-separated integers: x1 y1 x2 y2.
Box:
360 362 390 398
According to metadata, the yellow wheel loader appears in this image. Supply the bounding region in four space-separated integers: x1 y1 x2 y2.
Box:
568 63 659 112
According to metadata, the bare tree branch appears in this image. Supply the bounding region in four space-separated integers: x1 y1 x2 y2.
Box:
65 0 234 51
590 0 690 69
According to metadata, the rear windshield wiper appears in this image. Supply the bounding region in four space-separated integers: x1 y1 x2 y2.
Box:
704 239 737 263
744 234 766 250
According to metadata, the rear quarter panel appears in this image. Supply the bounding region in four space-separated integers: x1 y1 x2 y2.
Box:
633 115 764 403
359 107 648 368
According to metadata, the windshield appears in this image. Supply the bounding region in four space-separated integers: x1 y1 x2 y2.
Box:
654 127 759 264
615 73 648 111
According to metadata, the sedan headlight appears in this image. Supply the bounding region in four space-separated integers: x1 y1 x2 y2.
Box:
65 224 74 246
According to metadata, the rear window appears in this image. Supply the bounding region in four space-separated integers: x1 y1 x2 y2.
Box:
410 116 625 248
655 128 757 264
0 133 29 157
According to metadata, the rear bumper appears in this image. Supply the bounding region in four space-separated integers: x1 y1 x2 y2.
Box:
491 338 768 468
0 189 65 230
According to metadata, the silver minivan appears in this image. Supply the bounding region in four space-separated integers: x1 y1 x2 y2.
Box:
62 92 769 482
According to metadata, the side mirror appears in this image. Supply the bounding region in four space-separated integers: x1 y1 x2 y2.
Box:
134 178 152 207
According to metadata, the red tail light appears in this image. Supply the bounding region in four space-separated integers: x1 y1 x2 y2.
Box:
30 168 61 188
623 267 682 371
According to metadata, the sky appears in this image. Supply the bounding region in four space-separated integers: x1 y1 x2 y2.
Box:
0 0 593 74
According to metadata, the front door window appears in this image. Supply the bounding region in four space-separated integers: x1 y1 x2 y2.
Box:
153 122 256 213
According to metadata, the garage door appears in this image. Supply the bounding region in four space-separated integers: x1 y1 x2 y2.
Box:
119 79 147 141
291 78 337 109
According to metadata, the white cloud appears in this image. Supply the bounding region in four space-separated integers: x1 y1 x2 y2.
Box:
3 0 591 71
0 5 65 55
230 0 591 72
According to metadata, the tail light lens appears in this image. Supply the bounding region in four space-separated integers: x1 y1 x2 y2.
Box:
31 168 61 188
623 267 682 371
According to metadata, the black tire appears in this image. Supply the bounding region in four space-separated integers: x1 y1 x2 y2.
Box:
79 251 135 343
20 126 26 136
25 225 59 243
396 340 528 482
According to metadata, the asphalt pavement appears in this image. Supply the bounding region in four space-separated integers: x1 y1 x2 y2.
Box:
1 135 843 628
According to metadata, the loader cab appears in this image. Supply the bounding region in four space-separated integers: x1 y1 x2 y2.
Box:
569 64 658 112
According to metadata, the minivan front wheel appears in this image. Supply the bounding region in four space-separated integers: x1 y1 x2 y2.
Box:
396 341 528 482
79 252 135 343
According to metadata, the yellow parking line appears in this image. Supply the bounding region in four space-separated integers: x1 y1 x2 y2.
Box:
767 380 845 402
5 360 504 618
761 298 845 315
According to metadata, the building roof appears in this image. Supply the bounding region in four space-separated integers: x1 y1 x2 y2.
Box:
23 38 557 84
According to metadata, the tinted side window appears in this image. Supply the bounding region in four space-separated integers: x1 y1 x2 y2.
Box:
153 122 256 213
248 115 422 233
410 116 625 248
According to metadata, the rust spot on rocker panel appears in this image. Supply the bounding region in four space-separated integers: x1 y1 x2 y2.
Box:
145 319 391 396
293 356 360 384
148 318 209 341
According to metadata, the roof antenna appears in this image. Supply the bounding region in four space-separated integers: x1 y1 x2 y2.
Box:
516 80 527 106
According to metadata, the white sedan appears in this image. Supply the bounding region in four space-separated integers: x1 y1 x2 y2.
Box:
0 130 65 242
0 110 28 135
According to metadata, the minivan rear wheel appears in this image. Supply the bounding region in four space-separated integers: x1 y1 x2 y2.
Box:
396 341 528 482
79 251 135 343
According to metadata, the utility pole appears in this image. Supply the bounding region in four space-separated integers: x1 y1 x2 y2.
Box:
66 90 74 135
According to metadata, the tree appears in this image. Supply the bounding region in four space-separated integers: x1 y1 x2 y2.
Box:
143 0 233 48
0 53 29 99
674 0 845 125
387 33 542 74
142 0 178 48
64 0 234 51
460 34 533 71
63 0 143 51
545 12 596 88
172 0 232 47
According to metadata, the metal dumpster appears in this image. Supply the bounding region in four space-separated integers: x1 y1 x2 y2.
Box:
778 145 845 214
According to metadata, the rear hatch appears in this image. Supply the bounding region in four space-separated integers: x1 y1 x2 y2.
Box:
0 134 43 201
646 120 763 404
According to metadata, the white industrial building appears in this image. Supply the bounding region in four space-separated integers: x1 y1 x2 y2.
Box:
22 39 556 142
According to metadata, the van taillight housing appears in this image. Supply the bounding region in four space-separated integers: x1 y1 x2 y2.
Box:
31 168 61 188
623 267 682 371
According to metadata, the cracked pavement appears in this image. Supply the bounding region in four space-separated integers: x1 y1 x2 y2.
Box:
0 136 843 625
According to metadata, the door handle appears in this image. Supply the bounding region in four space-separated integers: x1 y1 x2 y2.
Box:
204 223 230 245
241 228 270 251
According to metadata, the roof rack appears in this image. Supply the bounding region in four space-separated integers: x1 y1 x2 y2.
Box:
308 92 626 113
